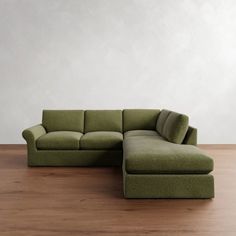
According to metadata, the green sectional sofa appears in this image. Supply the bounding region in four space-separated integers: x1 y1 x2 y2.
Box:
22 109 214 199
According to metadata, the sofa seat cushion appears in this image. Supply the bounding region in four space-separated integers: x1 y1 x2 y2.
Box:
124 130 163 139
37 131 82 150
80 131 123 150
123 136 213 174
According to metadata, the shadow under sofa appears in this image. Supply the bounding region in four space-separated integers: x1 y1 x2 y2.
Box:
22 109 214 199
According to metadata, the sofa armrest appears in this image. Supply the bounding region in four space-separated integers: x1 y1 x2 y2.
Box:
22 124 46 151
182 126 197 146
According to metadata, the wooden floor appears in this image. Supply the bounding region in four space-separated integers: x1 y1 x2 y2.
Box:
0 145 236 236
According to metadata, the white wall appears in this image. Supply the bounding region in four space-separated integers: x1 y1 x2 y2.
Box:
0 0 236 144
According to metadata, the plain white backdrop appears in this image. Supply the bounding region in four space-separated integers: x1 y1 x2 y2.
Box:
0 0 236 143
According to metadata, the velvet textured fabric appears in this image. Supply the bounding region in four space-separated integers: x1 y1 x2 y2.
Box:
80 131 123 150
156 109 171 134
183 126 198 146
22 109 214 199
123 109 160 132
42 110 84 132
123 136 213 174
84 110 122 132
37 131 83 150
29 150 123 166
162 111 189 144
22 124 46 153
123 171 214 198
124 130 160 138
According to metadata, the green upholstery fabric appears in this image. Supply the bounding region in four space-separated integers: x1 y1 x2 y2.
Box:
183 126 198 146
22 108 214 199
80 131 123 150
22 124 46 141
156 109 171 134
123 171 214 198
124 130 160 139
123 109 160 132
162 111 189 144
123 136 213 174
84 110 122 132
22 124 46 153
28 150 122 167
37 131 82 150
42 110 84 132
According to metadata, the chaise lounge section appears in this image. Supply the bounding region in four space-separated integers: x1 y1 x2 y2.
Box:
123 135 214 198
23 109 214 198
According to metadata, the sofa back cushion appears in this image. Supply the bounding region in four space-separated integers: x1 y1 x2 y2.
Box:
123 109 160 132
84 110 122 132
156 109 171 134
162 111 189 144
42 110 84 133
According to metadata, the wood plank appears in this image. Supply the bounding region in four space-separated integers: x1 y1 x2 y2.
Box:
198 144 236 149
0 145 235 236
0 144 26 150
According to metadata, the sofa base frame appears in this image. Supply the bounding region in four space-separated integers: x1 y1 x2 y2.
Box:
123 172 214 199
27 150 122 167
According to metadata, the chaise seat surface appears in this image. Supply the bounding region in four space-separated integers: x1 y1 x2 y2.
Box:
36 131 82 150
123 135 213 174
80 131 123 150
